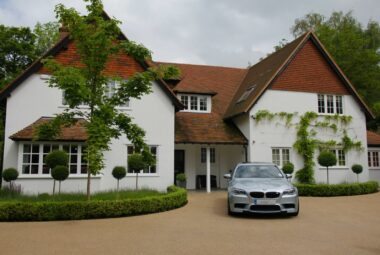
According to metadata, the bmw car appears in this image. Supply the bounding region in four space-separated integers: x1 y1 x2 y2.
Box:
224 162 299 216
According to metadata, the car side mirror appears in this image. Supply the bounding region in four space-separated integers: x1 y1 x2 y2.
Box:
223 173 231 179
286 174 292 179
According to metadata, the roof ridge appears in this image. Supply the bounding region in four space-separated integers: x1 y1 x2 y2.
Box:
156 61 246 71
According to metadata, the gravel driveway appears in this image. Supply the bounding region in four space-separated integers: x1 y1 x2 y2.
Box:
0 191 379 255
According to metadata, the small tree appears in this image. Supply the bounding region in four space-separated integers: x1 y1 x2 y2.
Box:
128 153 149 190
112 166 126 192
45 150 68 194
318 151 337 185
351 164 363 183
2 168 19 190
51 165 69 194
282 162 295 175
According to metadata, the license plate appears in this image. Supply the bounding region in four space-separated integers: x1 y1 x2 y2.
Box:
253 199 277 205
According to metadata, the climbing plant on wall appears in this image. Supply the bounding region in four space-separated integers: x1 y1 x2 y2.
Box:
253 110 363 184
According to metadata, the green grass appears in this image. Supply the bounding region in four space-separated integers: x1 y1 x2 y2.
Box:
0 188 164 202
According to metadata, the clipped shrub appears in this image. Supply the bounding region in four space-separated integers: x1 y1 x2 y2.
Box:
112 166 127 191
282 162 295 175
45 150 69 169
295 181 378 197
318 151 337 184
51 166 69 194
45 150 68 195
0 186 187 221
351 164 363 182
128 153 149 190
2 168 19 190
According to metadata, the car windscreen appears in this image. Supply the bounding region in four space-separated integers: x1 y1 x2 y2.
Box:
234 165 284 179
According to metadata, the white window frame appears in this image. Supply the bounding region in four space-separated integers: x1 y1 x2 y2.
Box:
61 80 131 109
317 94 344 115
126 145 159 176
18 142 88 178
271 147 290 168
368 150 380 169
178 93 211 113
201 148 216 164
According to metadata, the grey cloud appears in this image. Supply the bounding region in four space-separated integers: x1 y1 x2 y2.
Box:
0 0 379 68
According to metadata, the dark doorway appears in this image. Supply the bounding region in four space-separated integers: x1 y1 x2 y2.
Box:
174 150 185 182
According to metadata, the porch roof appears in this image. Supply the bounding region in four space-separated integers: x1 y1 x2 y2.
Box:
367 130 380 147
10 117 88 141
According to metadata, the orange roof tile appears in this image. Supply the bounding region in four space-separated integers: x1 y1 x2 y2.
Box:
367 131 380 146
10 117 88 141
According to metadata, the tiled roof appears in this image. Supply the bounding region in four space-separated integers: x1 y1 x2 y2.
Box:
224 31 374 120
159 63 248 144
367 131 380 146
10 117 88 141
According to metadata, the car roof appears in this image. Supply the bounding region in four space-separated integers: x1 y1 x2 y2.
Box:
236 162 276 166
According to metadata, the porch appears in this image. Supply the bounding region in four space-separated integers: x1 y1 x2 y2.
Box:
174 144 247 192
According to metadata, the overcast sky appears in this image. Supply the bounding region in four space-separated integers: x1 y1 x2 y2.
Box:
0 0 379 68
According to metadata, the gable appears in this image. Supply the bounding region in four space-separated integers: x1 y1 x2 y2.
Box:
270 40 349 95
38 41 145 78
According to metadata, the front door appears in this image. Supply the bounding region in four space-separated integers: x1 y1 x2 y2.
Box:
174 150 185 182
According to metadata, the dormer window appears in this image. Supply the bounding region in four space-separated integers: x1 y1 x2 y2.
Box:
236 85 256 104
178 93 211 113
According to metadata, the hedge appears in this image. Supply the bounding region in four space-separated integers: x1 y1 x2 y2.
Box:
0 186 187 221
295 181 379 197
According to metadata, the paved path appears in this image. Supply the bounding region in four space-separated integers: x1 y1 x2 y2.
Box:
0 191 380 255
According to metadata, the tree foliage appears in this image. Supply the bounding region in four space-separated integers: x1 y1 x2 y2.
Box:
33 21 60 57
45 150 69 169
286 11 380 129
38 0 177 198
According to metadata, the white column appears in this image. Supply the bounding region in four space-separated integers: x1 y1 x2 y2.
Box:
206 147 211 193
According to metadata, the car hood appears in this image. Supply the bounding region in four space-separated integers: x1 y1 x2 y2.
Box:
231 178 293 192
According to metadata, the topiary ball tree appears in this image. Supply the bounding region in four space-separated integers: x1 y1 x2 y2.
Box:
282 162 295 175
128 153 149 190
45 150 68 194
318 151 337 185
351 164 363 183
51 165 69 194
2 168 19 190
112 166 126 192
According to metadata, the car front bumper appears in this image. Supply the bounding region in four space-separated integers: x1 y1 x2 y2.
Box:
228 193 299 214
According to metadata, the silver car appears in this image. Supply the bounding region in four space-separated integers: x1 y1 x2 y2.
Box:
225 162 299 216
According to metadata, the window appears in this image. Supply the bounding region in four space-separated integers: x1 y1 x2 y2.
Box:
178 94 211 113
271 148 290 167
329 149 346 167
190 96 198 110
201 148 216 163
180 95 188 110
237 85 256 104
20 143 87 175
318 94 325 113
127 145 158 174
317 94 344 114
62 80 129 107
368 151 379 168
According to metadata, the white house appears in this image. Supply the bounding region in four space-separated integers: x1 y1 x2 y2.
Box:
0 18 377 193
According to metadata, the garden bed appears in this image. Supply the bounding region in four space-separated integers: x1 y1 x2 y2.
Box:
295 181 379 197
0 185 187 221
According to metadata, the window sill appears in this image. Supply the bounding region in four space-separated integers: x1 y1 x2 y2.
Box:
18 175 101 179
318 167 348 170
369 168 380 170
126 173 159 177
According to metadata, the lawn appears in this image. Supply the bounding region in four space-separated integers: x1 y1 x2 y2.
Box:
0 188 165 202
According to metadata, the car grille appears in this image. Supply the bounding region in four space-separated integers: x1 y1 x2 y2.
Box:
250 191 280 198
250 192 264 198
250 205 281 211
265 192 280 198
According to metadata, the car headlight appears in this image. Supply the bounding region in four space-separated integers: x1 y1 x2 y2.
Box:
231 188 247 195
283 188 296 195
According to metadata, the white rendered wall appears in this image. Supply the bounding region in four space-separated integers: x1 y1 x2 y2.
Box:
175 144 245 189
239 89 369 184
3 74 175 194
